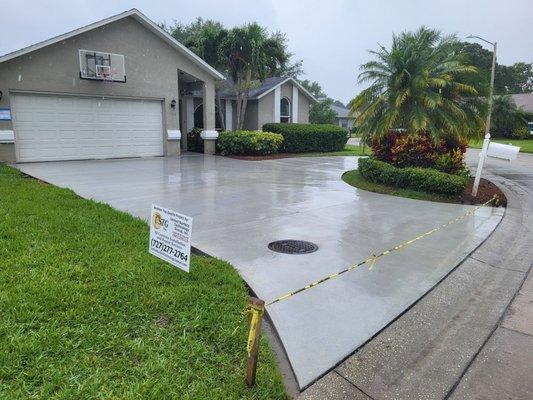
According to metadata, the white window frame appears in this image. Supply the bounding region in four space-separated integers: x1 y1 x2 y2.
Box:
280 97 291 123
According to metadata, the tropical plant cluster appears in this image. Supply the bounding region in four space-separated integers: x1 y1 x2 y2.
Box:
262 123 347 152
358 157 468 196
351 27 483 144
217 131 283 155
371 131 467 174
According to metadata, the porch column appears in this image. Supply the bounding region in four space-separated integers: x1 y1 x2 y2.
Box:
274 86 281 122
225 100 233 131
292 85 299 123
185 96 194 133
200 81 218 154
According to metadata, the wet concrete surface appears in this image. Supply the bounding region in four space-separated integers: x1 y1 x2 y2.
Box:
14 153 503 388
300 150 532 398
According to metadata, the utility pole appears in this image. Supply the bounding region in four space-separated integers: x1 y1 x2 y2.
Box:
467 35 497 197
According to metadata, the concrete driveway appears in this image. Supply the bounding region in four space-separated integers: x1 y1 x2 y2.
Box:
15 154 503 388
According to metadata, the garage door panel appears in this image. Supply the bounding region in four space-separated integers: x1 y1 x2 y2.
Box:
12 94 164 162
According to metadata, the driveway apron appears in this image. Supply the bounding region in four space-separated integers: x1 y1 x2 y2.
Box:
14 154 503 388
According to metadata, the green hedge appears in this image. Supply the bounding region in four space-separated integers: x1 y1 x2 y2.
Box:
217 130 283 155
358 157 468 195
262 123 347 152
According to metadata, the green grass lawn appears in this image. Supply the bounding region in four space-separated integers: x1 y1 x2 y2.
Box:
342 169 455 203
300 144 372 157
469 138 533 153
0 165 287 399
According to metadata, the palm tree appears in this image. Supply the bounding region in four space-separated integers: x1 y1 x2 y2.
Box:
351 27 484 144
220 23 288 130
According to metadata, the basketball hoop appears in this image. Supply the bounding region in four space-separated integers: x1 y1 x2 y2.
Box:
96 65 114 83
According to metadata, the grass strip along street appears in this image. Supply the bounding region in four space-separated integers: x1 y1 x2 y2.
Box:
469 138 533 153
0 166 288 399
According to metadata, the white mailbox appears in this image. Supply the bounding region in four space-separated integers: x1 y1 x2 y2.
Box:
487 142 520 161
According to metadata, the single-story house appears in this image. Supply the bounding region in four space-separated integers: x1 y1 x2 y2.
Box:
0 8 225 163
331 104 356 131
0 9 318 163
510 93 533 134
510 92 533 113
216 76 318 131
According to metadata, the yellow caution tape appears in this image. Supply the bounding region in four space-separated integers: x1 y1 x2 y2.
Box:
266 195 497 307
246 304 264 356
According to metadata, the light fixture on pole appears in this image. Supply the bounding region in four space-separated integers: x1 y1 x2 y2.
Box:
466 35 497 197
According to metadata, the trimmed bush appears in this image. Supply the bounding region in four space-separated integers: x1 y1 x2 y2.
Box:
217 130 283 155
262 123 347 152
513 126 530 140
358 157 467 195
187 127 204 152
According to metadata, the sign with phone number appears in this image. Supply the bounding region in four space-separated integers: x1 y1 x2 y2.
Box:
149 204 193 272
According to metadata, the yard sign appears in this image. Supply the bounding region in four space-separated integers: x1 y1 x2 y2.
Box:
149 204 193 272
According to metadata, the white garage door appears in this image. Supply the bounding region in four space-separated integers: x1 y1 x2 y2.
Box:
12 94 164 162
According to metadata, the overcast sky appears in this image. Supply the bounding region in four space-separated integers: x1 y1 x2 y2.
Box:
2 0 532 103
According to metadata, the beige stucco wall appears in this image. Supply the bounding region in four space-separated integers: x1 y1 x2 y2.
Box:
0 16 218 162
258 91 275 130
298 95 310 123
220 80 313 131
242 100 259 131
280 82 293 102
257 81 311 128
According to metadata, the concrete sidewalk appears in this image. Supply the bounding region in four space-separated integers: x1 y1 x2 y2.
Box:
301 151 533 399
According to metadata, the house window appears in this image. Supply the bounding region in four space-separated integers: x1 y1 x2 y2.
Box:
280 97 291 123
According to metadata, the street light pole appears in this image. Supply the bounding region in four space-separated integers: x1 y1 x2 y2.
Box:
466 35 497 197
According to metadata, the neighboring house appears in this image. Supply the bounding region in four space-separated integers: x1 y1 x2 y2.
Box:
510 92 533 113
0 9 224 163
510 93 533 134
216 76 318 131
331 104 356 130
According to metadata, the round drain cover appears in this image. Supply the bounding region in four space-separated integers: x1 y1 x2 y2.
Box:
268 240 318 255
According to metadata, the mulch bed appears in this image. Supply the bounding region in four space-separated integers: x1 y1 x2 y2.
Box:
459 177 507 207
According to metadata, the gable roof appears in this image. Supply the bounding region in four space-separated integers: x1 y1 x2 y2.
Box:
219 76 318 102
0 9 224 80
510 92 533 113
331 104 355 119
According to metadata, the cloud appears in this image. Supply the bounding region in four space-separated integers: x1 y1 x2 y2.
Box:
2 0 532 103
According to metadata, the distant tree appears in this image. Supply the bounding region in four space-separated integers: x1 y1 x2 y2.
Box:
459 41 533 94
299 80 338 124
298 79 324 98
268 31 304 78
351 27 482 143
332 100 345 108
495 62 533 94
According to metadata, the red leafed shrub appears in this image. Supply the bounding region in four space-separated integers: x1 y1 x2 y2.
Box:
371 130 401 164
391 134 435 168
372 130 467 173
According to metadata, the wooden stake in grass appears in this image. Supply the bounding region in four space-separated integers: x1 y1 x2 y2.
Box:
246 297 265 387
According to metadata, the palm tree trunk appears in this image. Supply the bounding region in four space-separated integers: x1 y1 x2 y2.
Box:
235 77 243 131
238 69 252 130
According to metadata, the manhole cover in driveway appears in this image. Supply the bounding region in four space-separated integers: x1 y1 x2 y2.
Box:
268 240 319 254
